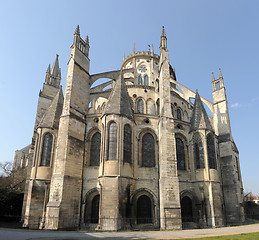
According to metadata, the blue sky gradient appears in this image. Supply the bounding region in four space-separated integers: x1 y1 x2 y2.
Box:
0 0 258 194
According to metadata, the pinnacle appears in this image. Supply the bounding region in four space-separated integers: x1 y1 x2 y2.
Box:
75 25 80 35
219 68 223 78
161 26 166 37
85 35 89 44
212 72 215 81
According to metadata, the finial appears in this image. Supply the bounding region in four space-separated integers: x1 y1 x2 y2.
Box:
219 68 223 78
46 64 51 73
85 35 89 45
123 52 125 62
56 54 59 59
196 89 198 93
151 44 154 54
212 72 215 81
75 25 80 35
162 26 166 37
133 43 135 53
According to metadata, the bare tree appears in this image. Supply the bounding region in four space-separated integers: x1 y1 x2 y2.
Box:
0 161 13 176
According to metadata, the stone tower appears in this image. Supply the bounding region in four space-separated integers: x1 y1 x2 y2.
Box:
44 26 91 230
212 70 244 225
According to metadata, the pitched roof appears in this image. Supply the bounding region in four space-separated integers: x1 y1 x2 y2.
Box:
190 92 213 132
104 73 133 119
38 88 64 129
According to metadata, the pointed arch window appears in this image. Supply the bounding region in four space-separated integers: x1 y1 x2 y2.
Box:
90 132 101 166
123 124 132 163
138 75 143 85
194 134 205 169
107 122 117 160
176 138 185 170
130 98 134 112
40 133 53 166
177 108 182 120
207 134 216 169
156 99 160 115
142 133 155 167
137 99 144 114
144 75 149 86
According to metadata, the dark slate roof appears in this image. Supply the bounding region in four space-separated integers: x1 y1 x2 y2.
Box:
104 74 133 119
190 92 213 132
38 88 64 129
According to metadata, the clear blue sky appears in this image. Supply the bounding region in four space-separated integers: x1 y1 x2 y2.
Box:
0 0 258 194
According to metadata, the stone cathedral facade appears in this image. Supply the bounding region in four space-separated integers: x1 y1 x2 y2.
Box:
21 26 244 231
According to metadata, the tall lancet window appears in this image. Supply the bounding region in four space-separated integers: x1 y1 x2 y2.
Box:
90 132 101 166
142 133 155 167
123 124 132 163
137 99 144 114
144 75 149 86
40 133 53 166
194 134 205 169
177 108 182 120
207 134 217 169
107 121 117 160
138 75 143 85
176 138 185 170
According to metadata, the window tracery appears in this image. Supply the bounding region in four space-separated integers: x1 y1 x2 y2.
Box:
142 133 155 167
107 122 117 160
90 132 101 166
40 133 53 167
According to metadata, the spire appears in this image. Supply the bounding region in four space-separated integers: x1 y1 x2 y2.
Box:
212 72 215 81
51 54 60 77
133 43 135 53
45 64 51 84
160 26 167 50
190 92 213 132
123 52 125 62
219 68 223 78
75 25 80 36
85 35 89 45
104 73 133 119
151 44 154 54
38 88 64 129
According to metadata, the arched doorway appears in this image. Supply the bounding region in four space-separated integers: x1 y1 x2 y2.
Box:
91 195 100 223
137 195 152 224
181 196 193 222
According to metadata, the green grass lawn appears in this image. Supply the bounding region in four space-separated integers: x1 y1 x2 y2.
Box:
172 232 259 240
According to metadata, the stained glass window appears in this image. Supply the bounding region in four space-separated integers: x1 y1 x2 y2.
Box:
138 75 143 85
144 75 149 86
107 122 117 160
137 99 144 114
90 132 101 166
207 134 216 169
194 134 204 169
123 125 132 163
176 138 185 170
142 133 155 167
177 108 182 120
40 133 53 166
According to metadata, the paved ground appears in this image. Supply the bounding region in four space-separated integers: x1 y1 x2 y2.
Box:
0 224 259 240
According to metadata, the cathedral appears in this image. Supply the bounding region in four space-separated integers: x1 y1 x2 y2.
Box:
21 26 244 231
